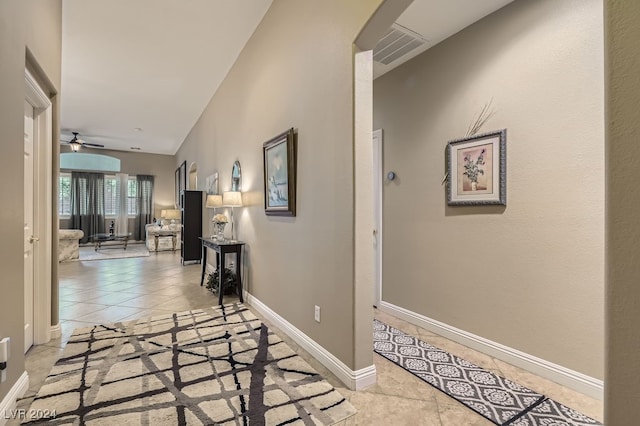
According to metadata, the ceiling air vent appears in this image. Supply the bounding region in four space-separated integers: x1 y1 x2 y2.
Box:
373 23 427 65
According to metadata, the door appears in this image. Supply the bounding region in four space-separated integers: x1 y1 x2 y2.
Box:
372 129 383 308
24 100 35 352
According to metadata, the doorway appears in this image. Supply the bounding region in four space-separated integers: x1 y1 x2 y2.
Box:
23 100 35 352
24 69 53 351
372 129 383 308
188 162 197 190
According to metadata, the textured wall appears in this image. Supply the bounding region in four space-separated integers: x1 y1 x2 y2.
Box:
176 0 384 369
0 0 62 402
374 0 604 378
604 0 640 422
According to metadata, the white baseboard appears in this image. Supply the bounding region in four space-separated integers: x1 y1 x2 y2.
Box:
0 372 29 426
379 301 603 400
244 292 376 390
50 323 61 339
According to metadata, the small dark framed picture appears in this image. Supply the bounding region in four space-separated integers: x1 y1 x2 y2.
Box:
263 128 296 216
447 129 506 206
175 160 186 207
175 168 181 208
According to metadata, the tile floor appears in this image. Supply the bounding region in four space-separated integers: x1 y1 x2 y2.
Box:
14 250 603 425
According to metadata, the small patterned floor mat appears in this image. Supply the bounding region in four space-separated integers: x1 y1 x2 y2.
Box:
373 319 602 425
509 399 602 425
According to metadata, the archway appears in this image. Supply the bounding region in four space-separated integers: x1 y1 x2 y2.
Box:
188 162 197 190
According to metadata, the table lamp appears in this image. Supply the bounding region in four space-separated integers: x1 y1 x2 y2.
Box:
222 191 242 240
205 194 223 210
164 209 181 227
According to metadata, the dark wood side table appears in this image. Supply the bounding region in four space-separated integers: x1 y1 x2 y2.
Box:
199 238 245 305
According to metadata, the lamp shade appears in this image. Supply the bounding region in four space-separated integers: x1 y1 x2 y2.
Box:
222 191 242 207
205 194 223 208
164 209 181 220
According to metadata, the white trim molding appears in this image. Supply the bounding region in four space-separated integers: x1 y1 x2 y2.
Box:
372 129 383 308
24 70 51 109
245 292 376 390
379 301 603 400
25 69 53 347
0 372 29 426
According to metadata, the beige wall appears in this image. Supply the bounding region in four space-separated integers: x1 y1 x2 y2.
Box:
604 0 640 422
0 0 62 402
176 0 384 369
374 0 604 378
59 146 176 222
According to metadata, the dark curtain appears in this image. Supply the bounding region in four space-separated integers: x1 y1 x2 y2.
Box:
134 175 154 241
71 172 105 243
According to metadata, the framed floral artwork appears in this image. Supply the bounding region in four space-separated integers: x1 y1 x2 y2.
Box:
263 128 296 216
447 129 506 206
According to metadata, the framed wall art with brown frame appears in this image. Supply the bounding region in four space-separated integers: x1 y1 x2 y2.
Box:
263 128 297 216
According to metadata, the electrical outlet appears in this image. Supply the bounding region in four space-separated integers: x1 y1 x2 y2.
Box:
314 305 320 323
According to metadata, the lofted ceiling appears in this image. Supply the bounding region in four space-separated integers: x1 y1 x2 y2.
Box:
60 0 273 155
60 0 512 155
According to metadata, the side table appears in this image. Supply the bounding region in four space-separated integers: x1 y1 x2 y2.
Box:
149 229 178 252
199 238 246 305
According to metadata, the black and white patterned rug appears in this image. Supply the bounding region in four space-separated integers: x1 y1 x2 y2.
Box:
373 320 602 426
23 304 356 425
509 399 602 426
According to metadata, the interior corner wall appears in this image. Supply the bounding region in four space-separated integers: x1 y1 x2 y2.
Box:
0 0 62 402
373 0 604 378
176 0 383 369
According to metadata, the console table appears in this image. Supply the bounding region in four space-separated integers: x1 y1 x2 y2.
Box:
199 238 245 305
148 229 178 252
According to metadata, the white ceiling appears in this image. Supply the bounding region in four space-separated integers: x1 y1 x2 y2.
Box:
60 0 512 155
61 0 273 155
374 0 514 77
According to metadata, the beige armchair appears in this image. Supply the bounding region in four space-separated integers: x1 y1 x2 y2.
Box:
58 229 84 262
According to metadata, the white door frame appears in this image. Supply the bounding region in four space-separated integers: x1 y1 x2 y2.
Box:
25 69 52 346
372 129 383 307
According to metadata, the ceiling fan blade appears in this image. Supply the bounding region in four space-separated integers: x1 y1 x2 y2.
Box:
81 142 105 148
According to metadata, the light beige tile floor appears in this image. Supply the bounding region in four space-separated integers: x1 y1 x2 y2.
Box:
12 250 603 425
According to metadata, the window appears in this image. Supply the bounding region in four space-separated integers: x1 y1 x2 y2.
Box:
59 173 71 216
104 177 118 216
127 178 137 215
59 174 138 217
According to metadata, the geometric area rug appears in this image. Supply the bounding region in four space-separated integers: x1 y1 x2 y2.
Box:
373 320 602 426
23 304 356 425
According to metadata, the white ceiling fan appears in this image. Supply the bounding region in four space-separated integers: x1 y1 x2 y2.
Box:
60 132 105 152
